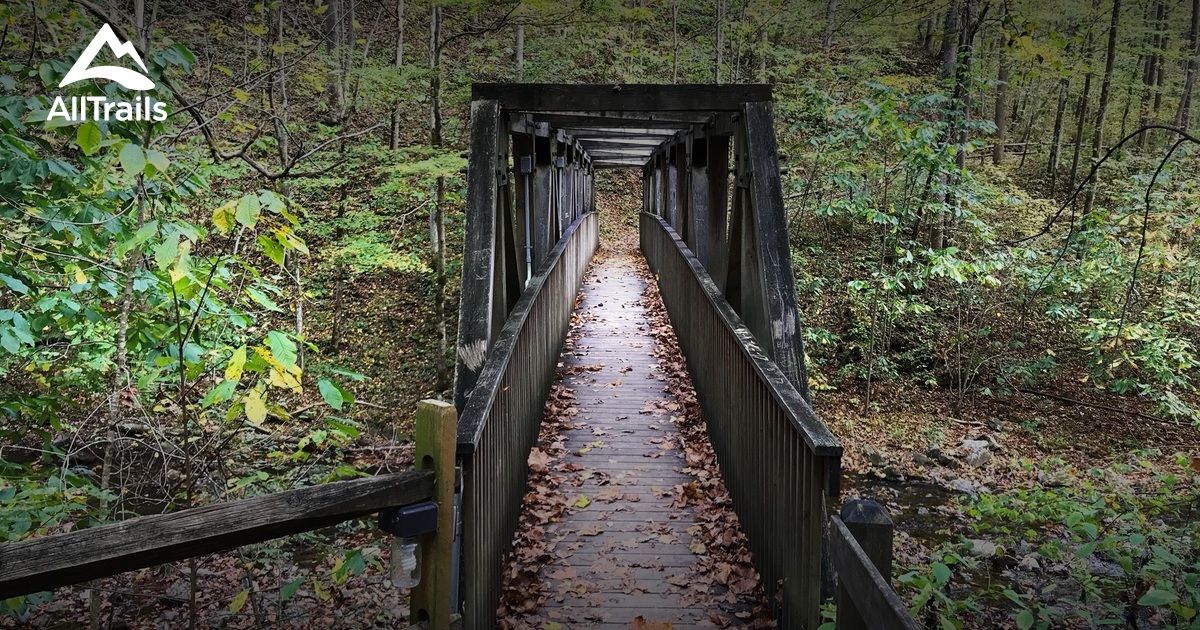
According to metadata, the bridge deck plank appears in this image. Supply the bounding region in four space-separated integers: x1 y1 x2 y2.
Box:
501 252 761 628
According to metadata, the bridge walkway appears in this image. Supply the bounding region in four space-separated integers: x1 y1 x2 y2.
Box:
499 249 763 628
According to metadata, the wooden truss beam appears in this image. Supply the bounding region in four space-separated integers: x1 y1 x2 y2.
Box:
473 84 771 112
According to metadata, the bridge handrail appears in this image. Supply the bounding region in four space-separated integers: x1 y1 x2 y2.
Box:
640 211 842 629
455 210 599 629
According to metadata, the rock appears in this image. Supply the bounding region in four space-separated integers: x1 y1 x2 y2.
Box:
961 439 993 467
987 418 1005 432
966 539 998 558
1018 555 1041 571
965 447 993 468
161 580 189 605
926 446 955 466
1037 470 1069 487
917 507 930 516
863 446 887 468
913 452 936 467
961 439 990 453
983 434 1004 453
1085 554 1126 579
947 478 977 496
882 465 904 480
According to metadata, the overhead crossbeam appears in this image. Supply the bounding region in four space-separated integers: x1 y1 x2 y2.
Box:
473 84 771 112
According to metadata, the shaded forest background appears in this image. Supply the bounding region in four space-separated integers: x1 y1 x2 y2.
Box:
1 0 1199 627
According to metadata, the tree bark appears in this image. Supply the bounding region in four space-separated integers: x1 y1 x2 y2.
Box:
672 1 680 83
1084 0 1122 215
389 0 405 150
1174 0 1200 129
429 4 449 392
822 0 838 52
715 0 724 84
1068 0 1100 194
515 20 524 81
993 25 1010 164
940 3 959 81
1048 78 1069 195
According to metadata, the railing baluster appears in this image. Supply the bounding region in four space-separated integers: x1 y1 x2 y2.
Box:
640 211 842 629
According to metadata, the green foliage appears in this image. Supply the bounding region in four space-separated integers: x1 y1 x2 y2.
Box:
902 454 1200 628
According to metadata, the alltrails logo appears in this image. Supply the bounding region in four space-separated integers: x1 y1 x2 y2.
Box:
48 23 168 123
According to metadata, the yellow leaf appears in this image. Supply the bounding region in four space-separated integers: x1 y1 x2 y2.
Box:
269 368 302 392
229 588 249 614
225 346 246 382
313 3 329 15
574 495 591 509
244 391 267 423
73 267 87 284
213 201 236 232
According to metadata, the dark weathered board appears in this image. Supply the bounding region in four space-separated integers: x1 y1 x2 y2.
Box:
0 471 435 599
454 100 503 410
742 102 812 403
830 512 919 630
502 253 761 627
472 84 772 112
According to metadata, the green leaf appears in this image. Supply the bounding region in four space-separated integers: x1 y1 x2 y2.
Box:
145 149 170 172
235 194 262 228
1137 589 1178 607
201 380 237 407
280 578 303 601
0 273 29 295
258 234 284 266
1015 610 1035 630
318 379 343 410
115 220 159 258
245 286 283 312
76 122 101 156
154 236 179 271
932 562 951 585
267 331 297 369
119 143 146 175
229 588 249 614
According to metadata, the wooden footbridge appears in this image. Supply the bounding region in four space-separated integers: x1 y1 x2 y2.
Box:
0 85 918 630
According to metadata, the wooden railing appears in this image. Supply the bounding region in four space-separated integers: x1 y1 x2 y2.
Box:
830 499 919 630
640 212 842 629
455 210 599 629
0 400 458 627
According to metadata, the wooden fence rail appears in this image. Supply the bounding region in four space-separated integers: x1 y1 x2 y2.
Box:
829 499 919 630
0 400 459 630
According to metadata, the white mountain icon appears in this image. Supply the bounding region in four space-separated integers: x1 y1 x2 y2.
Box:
60 23 154 91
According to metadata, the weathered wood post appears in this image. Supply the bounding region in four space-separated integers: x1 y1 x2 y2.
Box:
835 499 895 630
410 399 457 627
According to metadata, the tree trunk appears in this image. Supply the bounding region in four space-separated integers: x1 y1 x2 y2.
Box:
715 0 724 84
672 1 680 83
1068 0 1099 194
1084 0 1122 215
1137 2 1161 150
993 26 1010 164
940 3 959 81
515 20 524 81
429 4 449 392
822 0 838 52
324 0 346 122
1048 78 1069 195
1174 0 1200 129
389 0 405 150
